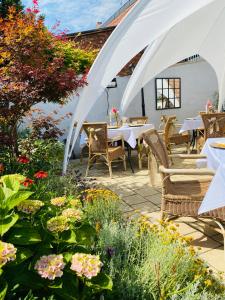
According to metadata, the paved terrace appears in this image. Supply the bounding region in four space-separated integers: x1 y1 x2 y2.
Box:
71 153 225 276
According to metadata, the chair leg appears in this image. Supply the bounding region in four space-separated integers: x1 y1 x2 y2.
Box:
108 162 113 178
214 220 225 262
85 160 91 177
187 142 191 154
138 152 142 169
123 155 127 171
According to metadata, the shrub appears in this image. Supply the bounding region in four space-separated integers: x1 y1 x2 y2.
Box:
0 174 112 299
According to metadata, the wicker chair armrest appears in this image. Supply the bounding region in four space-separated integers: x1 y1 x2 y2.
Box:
159 165 215 176
168 154 207 159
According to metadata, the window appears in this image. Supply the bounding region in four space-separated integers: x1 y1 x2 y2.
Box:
155 78 181 110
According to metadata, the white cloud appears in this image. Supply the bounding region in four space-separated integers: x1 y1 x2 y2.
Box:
22 0 124 32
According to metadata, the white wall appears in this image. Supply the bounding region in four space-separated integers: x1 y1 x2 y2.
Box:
125 59 218 128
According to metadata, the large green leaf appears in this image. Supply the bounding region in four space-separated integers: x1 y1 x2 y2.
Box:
8 247 33 266
7 227 42 245
1 174 25 191
0 213 19 237
76 224 96 247
88 272 113 291
5 191 33 212
61 230 77 244
52 273 79 300
0 278 7 300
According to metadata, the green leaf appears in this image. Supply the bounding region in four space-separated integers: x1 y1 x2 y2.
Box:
0 213 19 237
76 224 96 247
1 174 25 191
6 191 33 211
7 227 42 245
61 230 77 244
8 247 33 266
88 272 113 291
53 273 79 300
0 278 7 300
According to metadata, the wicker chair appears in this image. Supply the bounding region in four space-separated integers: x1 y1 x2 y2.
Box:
129 116 148 125
201 112 225 140
83 122 126 178
128 116 149 169
142 129 225 220
163 116 191 154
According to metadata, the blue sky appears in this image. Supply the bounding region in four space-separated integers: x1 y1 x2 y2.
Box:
22 0 125 33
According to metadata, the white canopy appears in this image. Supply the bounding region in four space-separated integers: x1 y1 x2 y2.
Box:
63 0 224 173
121 0 225 114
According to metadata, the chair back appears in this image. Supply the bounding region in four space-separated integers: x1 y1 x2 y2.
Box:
129 116 148 125
83 123 108 154
143 129 170 169
164 115 177 145
201 113 225 140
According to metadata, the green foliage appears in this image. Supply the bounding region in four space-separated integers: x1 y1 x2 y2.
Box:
0 0 23 18
0 174 112 299
0 174 32 237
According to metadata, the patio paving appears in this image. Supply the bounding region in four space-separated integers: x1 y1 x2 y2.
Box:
70 153 225 276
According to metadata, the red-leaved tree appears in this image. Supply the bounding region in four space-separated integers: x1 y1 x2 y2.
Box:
0 1 95 154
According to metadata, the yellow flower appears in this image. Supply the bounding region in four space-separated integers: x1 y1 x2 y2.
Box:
50 197 66 207
85 189 119 202
204 279 212 286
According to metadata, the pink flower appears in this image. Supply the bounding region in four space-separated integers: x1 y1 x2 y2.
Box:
70 253 102 279
0 241 17 267
35 254 65 280
111 107 118 114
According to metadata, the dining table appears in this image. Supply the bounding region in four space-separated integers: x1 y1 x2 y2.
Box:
198 137 225 214
80 123 155 172
179 116 204 149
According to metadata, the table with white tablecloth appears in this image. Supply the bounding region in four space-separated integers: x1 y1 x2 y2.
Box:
80 124 155 149
80 123 155 173
179 116 204 133
198 138 225 214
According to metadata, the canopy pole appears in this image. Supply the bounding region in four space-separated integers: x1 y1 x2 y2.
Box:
141 87 146 116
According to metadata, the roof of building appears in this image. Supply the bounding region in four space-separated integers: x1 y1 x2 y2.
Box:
102 0 138 27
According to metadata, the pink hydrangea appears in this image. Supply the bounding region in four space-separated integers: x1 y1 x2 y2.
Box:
35 254 65 280
70 253 102 279
0 241 17 267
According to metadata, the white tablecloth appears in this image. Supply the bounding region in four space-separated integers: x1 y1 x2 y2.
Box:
198 137 225 214
179 116 204 133
80 124 155 149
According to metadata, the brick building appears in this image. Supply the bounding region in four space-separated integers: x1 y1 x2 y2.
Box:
67 0 141 76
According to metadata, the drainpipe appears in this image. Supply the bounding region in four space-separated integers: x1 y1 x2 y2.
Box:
141 87 146 116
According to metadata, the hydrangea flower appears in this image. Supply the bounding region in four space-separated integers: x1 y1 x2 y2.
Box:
70 198 82 208
70 253 102 279
47 216 70 233
35 254 65 280
0 241 17 267
61 208 83 220
17 200 44 214
50 197 66 207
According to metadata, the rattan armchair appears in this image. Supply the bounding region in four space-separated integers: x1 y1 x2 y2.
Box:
162 116 191 154
129 116 148 125
83 123 126 178
201 112 225 140
142 129 225 220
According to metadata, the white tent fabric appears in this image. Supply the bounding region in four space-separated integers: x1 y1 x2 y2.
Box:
63 0 222 173
121 0 225 114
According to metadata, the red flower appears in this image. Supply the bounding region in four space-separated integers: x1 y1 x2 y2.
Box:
111 108 118 114
22 178 34 187
0 163 4 173
17 156 30 164
34 171 48 179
